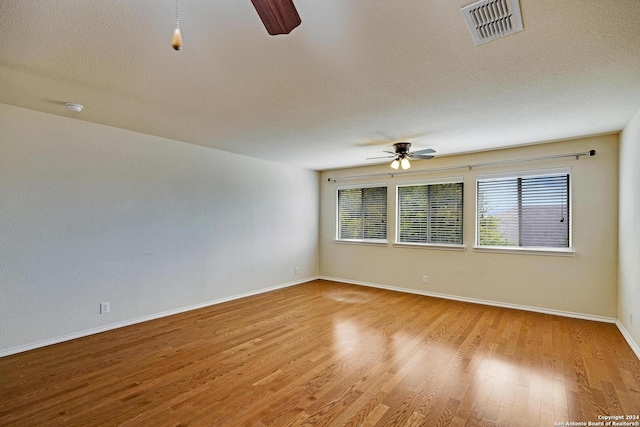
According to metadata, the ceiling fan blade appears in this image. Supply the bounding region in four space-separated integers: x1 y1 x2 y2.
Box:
411 154 435 159
250 0 301 35
367 155 396 160
412 148 436 155
383 151 397 155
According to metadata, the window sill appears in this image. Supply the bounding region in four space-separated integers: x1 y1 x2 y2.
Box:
473 246 575 257
334 239 388 247
393 242 466 251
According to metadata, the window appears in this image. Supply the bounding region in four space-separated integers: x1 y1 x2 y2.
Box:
396 178 464 245
337 184 387 241
476 169 570 249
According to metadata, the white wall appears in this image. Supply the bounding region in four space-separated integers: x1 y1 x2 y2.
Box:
0 103 319 354
320 135 619 318
619 109 640 353
2 100 633 357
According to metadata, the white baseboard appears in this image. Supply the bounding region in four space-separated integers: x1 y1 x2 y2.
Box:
321 276 640 361
319 276 617 323
5 276 638 362
0 277 319 358
615 321 640 361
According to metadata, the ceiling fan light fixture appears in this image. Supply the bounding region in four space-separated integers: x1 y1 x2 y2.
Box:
370 142 435 168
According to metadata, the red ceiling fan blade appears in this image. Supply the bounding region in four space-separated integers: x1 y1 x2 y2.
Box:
250 0 301 35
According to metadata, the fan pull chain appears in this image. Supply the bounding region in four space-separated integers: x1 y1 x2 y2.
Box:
172 0 182 50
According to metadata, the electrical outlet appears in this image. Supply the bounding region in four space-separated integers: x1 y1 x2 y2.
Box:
295 267 299 275
422 275 429 284
630 312 633 325
100 302 110 314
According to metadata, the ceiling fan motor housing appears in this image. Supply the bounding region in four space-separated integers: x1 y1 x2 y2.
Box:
393 142 411 156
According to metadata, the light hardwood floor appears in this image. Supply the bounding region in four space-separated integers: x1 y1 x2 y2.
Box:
1 279 639 426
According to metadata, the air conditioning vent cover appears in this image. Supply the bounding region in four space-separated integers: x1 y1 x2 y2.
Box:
461 0 523 45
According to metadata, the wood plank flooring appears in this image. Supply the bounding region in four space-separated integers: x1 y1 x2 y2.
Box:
1 279 639 426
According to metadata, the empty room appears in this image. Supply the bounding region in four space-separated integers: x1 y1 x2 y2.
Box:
1 0 640 426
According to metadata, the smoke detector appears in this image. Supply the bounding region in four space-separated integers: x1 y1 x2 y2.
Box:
64 102 84 113
461 0 523 45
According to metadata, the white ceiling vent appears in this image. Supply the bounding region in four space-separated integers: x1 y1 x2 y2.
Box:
461 0 523 45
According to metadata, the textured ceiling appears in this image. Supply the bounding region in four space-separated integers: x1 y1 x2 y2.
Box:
1 0 639 170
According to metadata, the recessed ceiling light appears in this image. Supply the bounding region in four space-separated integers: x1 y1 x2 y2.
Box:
64 102 83 113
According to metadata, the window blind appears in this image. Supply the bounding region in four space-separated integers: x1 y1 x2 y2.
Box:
397 182 463 245
337 186 387 240
477 172 570 248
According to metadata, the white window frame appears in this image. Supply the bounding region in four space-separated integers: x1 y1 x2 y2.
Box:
335 182 388 245
394 177 465 251
474 167 574 256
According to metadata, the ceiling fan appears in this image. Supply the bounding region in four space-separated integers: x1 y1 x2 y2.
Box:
172 0 301 50
367 142 436 170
